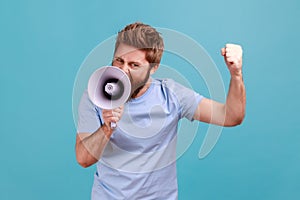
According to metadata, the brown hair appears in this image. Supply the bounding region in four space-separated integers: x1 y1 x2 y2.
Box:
115 22 164 67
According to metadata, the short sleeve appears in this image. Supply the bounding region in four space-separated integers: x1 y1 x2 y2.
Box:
77 90 102 133
164 79 203 121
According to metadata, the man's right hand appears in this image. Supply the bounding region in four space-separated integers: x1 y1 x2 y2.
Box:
102 106 124 135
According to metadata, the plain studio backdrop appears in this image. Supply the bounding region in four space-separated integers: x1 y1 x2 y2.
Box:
0 0 299 199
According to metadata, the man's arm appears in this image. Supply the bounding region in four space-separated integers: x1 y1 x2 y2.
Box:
193 44 246 126
75 106 123 168
75 125 112 168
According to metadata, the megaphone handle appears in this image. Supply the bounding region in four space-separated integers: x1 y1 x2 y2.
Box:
111 122 117 129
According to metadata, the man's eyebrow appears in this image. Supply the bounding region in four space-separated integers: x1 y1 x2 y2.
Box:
128 61 142 64
114 57 143 64
114 56 123 60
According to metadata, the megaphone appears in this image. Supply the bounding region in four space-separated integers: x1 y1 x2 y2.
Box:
88 66 131 126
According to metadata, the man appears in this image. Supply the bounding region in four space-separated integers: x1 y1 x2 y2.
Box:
76 22 245 199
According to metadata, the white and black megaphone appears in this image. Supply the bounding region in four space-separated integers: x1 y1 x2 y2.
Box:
88 66 131 127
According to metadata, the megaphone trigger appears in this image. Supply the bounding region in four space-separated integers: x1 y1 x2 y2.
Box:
111 122 117 129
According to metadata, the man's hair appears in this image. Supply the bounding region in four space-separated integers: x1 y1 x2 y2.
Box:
115 22 164 67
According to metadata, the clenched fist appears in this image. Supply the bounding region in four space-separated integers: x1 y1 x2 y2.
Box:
221 44 243 77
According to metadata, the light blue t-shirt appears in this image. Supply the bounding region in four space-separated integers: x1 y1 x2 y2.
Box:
77 78 203 200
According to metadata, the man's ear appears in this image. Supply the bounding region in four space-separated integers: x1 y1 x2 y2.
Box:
150 64 159 75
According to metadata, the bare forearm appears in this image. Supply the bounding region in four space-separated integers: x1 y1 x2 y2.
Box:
225 74 246 126
76 125 113 168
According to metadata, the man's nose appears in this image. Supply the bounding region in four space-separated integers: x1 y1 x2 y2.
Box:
116 63 129 74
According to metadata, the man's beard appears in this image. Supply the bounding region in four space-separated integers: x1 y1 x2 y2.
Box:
128 69 151 99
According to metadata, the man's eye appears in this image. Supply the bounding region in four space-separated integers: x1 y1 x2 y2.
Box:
115 58 123 63
131 63 139 67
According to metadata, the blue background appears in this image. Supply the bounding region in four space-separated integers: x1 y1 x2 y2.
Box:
1 0 299 199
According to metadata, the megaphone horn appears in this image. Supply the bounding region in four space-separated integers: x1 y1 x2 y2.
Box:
88 66 131 110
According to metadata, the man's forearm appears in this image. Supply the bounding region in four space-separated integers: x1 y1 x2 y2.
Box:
76 125 113 168
225 74 246 126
